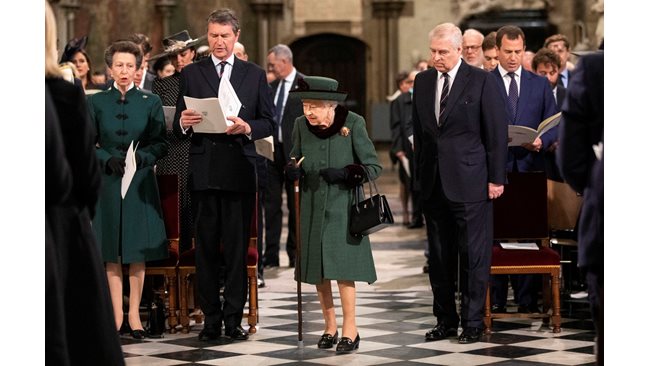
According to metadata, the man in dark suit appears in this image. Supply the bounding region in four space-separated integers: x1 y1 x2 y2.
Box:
557 50 603 366
173 8 274 342
263 44 305 268
490 26 558 314
412 23 507 344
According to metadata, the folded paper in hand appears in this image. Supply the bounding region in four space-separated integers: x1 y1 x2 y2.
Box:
163 106 175 130
508 112 562 147
121 140 139 199
255 136 274 161
183 76 242 133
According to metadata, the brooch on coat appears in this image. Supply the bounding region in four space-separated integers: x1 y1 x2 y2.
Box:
340 126 350 137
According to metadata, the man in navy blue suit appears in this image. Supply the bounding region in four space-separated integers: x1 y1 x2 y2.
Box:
490 25 558 314
173 8 274 342
413 23 507 344
557 49 603 365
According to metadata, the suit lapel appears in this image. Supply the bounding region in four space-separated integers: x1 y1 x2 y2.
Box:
516 69 533 123
230 58 246 93
439 61 470 126
198 58 220 96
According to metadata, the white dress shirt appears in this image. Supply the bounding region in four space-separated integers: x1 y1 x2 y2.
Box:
435 58 462 121
274 67 297 143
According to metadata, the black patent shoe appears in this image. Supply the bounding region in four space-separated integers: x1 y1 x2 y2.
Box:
198 324 222 341
317 331 339 349
458 327 482 344
425 322 458 341
225 325 249 341
131 329 147 340
336 333 360 353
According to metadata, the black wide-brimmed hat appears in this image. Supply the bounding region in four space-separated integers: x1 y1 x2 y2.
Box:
149 30 206 61
60 35 88 63
290 76 348 102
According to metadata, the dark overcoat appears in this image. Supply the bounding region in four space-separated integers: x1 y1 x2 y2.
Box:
88 85 168 264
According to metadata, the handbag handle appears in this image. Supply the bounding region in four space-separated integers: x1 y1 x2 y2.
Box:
353 165 383 212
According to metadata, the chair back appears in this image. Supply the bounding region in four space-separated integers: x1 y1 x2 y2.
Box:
156 174 180 240
494 172 548 240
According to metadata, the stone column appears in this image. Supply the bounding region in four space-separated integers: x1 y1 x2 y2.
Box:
58 0 80 57
156 0 177 38
371 0 406 99
250 0 284 66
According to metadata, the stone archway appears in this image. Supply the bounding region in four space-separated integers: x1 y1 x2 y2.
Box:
290 33 367 118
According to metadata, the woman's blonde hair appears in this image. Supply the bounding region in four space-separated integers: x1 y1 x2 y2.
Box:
45 2 61 77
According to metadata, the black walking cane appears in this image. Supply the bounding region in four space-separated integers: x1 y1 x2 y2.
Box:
292 156 305 348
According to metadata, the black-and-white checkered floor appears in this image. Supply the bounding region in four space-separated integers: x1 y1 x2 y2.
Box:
121 285 595 365
120 155 597 365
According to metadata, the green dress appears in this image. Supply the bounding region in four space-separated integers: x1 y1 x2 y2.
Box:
88 85 169 264
290 106 382 285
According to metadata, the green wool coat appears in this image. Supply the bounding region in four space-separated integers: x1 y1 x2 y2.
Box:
290 108 382 285
88 86 169 264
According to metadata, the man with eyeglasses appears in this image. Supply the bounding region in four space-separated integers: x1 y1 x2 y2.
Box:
461 29 484 68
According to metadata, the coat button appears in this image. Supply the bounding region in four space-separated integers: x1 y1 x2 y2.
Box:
320 145 325 150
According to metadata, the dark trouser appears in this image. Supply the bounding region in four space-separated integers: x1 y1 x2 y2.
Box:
586 271 603 366
263 145 297 265
491 273 540 308
194 189 254 330
423 173 493 329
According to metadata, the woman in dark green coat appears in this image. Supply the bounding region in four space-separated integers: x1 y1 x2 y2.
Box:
287 76 382 353
88 41 168 339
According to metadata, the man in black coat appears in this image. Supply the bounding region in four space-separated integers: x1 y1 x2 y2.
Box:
263 43 305 268
412 23 507 344
557 50 604 365
173 8 274 341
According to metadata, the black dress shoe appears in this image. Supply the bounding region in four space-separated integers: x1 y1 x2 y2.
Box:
225 325 249 341
491 305 507 313
458 327 482 344
336 333 360 353
317 331 339 349
198 324 222 341
425 323 457 341
131 329 147 340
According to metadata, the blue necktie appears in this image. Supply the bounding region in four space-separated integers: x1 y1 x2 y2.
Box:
275 79 285 141
507 72 518 118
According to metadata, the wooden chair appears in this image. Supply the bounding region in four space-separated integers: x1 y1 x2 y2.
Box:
484 172 562 333
178 193 260 334
144 174 180 333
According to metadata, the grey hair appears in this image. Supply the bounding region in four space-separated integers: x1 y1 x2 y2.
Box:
207 8 240 34
428 23 462 49
463 28 484 42
268 44 293 63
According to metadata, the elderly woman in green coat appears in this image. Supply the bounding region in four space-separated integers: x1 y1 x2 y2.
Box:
88 40 168 339
287 76 382 353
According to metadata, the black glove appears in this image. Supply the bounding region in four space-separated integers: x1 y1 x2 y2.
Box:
106 157 126 177
285 161 305 181
319 167 348 184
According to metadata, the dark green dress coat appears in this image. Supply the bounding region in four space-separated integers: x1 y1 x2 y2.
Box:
88 85 169 264
290 106 382 285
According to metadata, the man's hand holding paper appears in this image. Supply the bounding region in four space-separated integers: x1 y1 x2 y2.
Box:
180 109 203 129
225 116 251 135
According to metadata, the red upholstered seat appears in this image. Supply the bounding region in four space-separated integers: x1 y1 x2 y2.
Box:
484 172 562 334
491 246 560 267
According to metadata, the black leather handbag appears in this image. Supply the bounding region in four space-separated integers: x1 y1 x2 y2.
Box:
349 173 394 236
